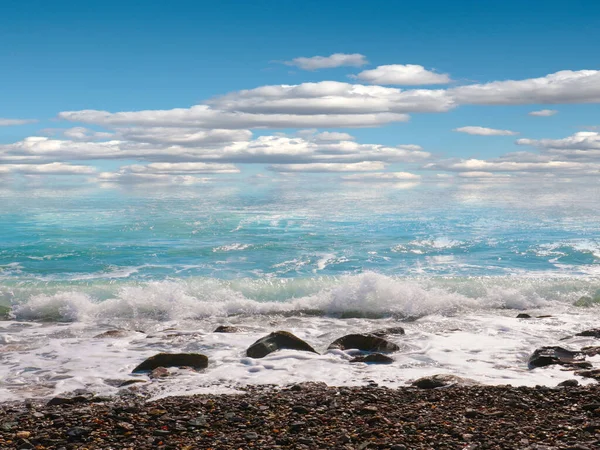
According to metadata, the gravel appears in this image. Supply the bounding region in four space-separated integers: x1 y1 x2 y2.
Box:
1 383 599 449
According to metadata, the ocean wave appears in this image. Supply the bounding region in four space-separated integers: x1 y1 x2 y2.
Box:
5 272 600 323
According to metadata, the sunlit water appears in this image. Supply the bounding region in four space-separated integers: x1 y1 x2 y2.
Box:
1 181 599 401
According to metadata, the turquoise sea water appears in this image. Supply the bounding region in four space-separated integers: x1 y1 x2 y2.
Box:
1 181 600 400
1 181 599 317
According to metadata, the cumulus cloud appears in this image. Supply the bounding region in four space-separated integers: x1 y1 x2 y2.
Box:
284 53 368 70
268 161 386 173
454 126 519 136
1 163 95 175
529 109 558 117
0 118 37 126
516 131 600 161
450 70 600 105
209 81 454 115
355 64 451 85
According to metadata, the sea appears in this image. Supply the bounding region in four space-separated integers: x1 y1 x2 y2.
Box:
1 179 599 401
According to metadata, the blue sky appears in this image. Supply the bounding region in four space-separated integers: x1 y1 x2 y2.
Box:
1 0 599 187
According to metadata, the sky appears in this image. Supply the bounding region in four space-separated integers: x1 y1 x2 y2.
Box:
1 0 599 189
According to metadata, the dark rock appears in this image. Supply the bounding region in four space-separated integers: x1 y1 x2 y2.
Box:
132 353 208 373
328 334 399 352
214 325 242 333
93 330 131 339
246 331 318 358
582 346 600 357
292 405 310 414
66 426 90 440
412 374 480 389
46 396 90 406
576 329 600 338
516 313 532 319
575 369 600 380
558 379 579 387
350 353 394 364
528 346 585 369
118 379 147 387
369 327 405 337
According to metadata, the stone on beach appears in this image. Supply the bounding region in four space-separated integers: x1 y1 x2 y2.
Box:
411 374 480 389
528 346 585 369
327 333 400 352
246 331 318 358
131 353 208 373
350 353 394 364
214 325 243 333
576 328 600 338
368 326 406 337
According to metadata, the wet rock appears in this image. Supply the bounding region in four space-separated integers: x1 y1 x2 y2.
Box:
516 313 532 319
132 353 208 373
576 329 600 338
47 395 91 406
66 426 90 440
582 346 600 357
411 374 480 389
350 353 394 364
214 325 242 333
369 327 405 337
93 330 132 339
575 368 600 380
528 346 585 369
246 331 318 358
118 379 148 387
328 334 400 352
558 379 579 387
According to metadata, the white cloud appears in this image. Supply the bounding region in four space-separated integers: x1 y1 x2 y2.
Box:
209 81 454 115
0 118 37 126
59 105 411 129
284 53 368 70
454 126 519 136
355 64 451 85
528 109 558 117
451 70 600 105
312 131 355 141
516 132 600 161
2 163 95 175
269 161 386 173
341 172 421 181
121 162 240 174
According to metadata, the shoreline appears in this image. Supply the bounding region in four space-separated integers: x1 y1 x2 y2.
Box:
1 383 599 449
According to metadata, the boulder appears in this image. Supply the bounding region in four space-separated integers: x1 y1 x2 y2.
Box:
246 331 318 358
132 353 208 373
412 374 480 389
516 313 532 319
214 325 242 333
369 327 405 337
350 353 394 364
528 346 585 369
576 329 600 338
328 334 399 352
